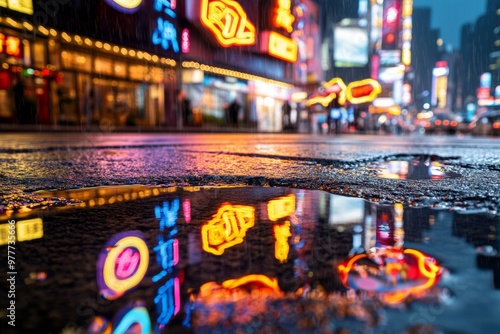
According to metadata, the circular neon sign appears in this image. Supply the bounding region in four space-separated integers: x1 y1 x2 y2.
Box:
104 0 143 14
97 231 149 300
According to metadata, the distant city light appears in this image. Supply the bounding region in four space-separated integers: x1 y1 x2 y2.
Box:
437 38 443 46
423 103 430 109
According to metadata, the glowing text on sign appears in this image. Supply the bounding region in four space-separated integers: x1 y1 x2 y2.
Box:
104 0 143 13
274 221 291 263
273 0 295 33
152 0 179 52
267 194 296 221
267 31 297 62
201 204 255 255
200 0 256 47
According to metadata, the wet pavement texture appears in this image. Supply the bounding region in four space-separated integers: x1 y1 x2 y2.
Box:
0 133 499 212
1 186 499 334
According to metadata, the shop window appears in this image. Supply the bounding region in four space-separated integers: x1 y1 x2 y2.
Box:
61 50 92 72
55 71 79 124
94 56 113 76
33 41 46 69
48 40 60 68
150 67 164 84
113 60 127 78
129 64 148 81
21 40 30 67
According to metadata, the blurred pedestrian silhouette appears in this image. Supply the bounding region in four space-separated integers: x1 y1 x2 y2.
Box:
12 73 26 123
177 90 192 127
228 98 240 127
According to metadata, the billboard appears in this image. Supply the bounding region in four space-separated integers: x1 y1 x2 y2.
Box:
334 26 369 67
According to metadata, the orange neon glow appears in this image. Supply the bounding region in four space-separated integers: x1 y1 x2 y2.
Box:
273 0 295 33
274 221 291 263
338 248 443 305
266 31 297 62
0 0 33 14
267 194 296 221
346 79 382 104
201 204 255 255
200 0 256 47
221 274 281 292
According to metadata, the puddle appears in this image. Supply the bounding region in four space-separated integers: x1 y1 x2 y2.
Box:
1 186 499 333
366 159 461 180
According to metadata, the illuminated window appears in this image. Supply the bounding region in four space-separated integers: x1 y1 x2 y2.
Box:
61 50 92 72
95 57 114 76
129 65 149 81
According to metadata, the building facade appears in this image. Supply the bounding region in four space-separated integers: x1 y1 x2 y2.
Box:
0 0 323 131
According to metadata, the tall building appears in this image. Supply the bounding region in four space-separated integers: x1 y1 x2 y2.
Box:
411 8 439 109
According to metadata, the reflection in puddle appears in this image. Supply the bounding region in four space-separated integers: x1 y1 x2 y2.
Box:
0 186 498 333
367 159 461 180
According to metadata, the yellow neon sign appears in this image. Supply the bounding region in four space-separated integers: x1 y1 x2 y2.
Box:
0 0 33 15
305 92 336 107
346 79 382 104
102 236 149 299
201 204 255 255
267 194 295 221
323 77 347 105
274 221 291 263
109 0 142 10
267 31 297 62
273 0 295 33
200 0 256 47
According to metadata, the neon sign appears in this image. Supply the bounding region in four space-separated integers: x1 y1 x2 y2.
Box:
97 231 149 300
153 199 181 329
152 0 180 52
200 0 256 47
155 277 181 328
338 248 443 305
0 34 22 58
267 194 296 221
201 204 255 255
0 0 33 14
274 221 291 263
0 218 44 245
261 31 298 63
104 0 143 13
181 29 190 54
89 304 151 334
307 77 382 106
273 0 295 33
346 79 382 104
113 306 151 334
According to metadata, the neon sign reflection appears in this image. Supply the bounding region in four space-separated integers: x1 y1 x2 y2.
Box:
88 304 151 334
338 248 444 305
97 231 149 300
153 199 181 329
201 204 255 255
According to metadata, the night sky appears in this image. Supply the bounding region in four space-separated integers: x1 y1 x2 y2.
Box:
413 0 487 49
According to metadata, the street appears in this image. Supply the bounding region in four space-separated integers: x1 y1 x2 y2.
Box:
0 132 500 334
0 133 499 209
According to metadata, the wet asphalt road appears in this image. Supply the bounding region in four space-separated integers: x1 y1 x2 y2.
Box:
0 132 499 211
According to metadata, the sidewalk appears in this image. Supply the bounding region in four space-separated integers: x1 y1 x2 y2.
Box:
0 123 279 134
